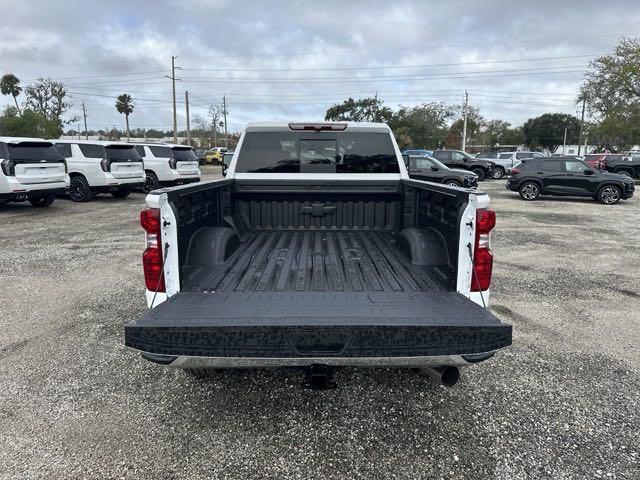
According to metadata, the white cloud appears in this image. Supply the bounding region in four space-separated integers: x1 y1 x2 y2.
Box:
1 0 639 133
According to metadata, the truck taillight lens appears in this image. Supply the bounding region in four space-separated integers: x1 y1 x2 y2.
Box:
168 158 177 169
141 208 165 292
510 167 520 175
471 208 495 292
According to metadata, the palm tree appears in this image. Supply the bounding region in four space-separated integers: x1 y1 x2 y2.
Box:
115 93 134 141
1 74 22 115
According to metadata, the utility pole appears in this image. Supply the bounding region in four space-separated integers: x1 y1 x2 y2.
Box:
577 97 586 156
461 90 469 152
165 56 181 144
562 126 568 155
185 91 191 146
223 95 228 149
82 102 88 140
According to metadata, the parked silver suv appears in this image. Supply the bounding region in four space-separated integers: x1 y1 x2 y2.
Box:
476 151 545 178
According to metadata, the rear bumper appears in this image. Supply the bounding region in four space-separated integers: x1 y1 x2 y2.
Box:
0 187 66 202
139 352 497 368
505 178 519 191
160 177 200 187
93 181 144 193
125 322 512 366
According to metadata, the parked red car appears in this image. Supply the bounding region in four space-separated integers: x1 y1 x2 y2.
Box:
584 154 626 169
584 153 639 178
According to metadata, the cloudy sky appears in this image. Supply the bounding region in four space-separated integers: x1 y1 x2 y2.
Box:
1 0 639 134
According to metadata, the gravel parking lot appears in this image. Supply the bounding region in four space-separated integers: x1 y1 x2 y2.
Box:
1 167 638 479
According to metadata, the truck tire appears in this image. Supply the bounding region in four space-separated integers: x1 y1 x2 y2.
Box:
69 175 94 202
143 171 160 193
519 182 540 201
28 193 55 207
490 167 505 180
471 167 486 181
597 185 621 204
111 189 131 199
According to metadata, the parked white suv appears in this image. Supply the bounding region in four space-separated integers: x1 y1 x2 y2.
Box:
477 151 545 177
133 143 201 193
55 140 145 202
0 137 70 207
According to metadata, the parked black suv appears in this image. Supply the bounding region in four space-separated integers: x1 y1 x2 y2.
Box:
506 157 635 204
431 150 495 180
403 154 478 188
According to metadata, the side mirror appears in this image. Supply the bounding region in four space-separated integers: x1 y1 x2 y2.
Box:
584 169 594 175
430 166 439 172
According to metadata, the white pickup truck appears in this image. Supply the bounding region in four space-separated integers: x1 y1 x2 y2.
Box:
0 137 70 207
125 122 511 388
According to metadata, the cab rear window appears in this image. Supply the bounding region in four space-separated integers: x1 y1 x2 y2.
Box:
236 132 399 173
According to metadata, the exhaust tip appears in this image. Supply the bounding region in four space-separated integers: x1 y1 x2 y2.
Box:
419 366 460 387
440 366 460 387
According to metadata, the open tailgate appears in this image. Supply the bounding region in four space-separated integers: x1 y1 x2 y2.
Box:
125 291 511 358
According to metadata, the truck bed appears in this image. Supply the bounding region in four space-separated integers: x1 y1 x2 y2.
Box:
127 229 511 360
184 230 448 294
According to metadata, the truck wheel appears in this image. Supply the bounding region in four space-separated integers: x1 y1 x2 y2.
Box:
519 182 540 201
28 194 55 207
143 171 160 193
69 175 94 202
598 185 621 204
111 189 131 199
490 167 505 180
471 167 486 181
444 179 462 187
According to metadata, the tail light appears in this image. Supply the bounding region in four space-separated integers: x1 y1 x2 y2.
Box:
1 159 16 176
100 158 111 172
471 208 495 292
168 158 177 169
510 167 520 175
141 208 165 292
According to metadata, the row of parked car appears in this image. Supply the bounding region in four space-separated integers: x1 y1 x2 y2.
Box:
0 136 202 207
402 148 637 204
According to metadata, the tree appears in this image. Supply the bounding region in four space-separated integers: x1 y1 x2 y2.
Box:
115 93 134 141
24 79 74 137
208 104 224 147
579 37 640 147
446 106 485 148
0 74 22 115
0 105 61 138
388 102 455 149
580 37 640 115
501 126 525 146
325 97 393 122
522 113 580 152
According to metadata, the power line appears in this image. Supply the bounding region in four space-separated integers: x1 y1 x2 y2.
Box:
180 53 600 73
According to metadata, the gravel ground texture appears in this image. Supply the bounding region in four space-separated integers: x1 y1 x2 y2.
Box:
0 166 638 479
